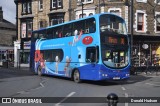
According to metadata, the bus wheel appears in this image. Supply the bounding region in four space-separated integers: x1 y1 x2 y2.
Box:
73 70 81 83
38 66 42 76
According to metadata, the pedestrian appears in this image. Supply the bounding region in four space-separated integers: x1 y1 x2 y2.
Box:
145 57 151 75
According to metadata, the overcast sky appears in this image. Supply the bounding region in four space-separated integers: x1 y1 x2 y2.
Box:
0 0 16 24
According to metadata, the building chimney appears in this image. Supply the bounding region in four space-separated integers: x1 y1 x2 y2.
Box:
0 6 3 22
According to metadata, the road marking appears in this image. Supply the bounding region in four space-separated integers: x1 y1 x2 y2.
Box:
121 87 126 91
55 92 76 106
17 91 29 94
125 93 128 106
40 82 44 87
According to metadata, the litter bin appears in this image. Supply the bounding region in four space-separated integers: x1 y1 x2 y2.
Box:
2 61 8 68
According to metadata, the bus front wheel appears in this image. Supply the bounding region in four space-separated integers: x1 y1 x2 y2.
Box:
73 69 81 83
38 66 42 76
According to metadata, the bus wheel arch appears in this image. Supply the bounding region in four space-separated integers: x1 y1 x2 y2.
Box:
71 68 81 83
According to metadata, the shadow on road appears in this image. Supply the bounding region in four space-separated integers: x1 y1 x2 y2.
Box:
41 74 153 86
1 67 153 86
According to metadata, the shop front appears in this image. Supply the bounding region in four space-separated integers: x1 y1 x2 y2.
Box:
132 35 160 73
0 46 14 66
14 40 30 68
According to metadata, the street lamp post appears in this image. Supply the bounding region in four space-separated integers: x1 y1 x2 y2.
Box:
82 2 84 18
130 0 134 65
78 1 84 18
98 0 101 13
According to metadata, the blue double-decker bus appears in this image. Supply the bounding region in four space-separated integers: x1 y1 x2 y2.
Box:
30 13 130 82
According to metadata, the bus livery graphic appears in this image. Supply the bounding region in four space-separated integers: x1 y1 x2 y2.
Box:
30 13 130 82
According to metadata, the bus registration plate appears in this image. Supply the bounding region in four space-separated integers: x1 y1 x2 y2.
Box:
113 77 120 80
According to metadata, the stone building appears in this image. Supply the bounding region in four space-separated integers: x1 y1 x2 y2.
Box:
14 0 77 67
0 7 16 66
130 0 160 67
14 0 160 67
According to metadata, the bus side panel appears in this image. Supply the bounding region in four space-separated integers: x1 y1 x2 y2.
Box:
70 46 102 81
79 64 101 81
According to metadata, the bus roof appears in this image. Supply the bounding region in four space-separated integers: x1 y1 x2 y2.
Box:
32 12 124 32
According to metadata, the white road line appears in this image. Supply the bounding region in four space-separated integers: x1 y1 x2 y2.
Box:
66 92 76 97
55 92 76 106
17 91 29 94
40 82 44 87
125 93 129 106
121 87 126 91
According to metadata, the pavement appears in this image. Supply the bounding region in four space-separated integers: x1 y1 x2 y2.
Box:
0 66 33 77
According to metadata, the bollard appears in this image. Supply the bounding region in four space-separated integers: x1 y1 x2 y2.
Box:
107 93 118 106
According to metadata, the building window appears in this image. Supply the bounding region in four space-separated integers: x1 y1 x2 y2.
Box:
49 13 64 25
21 23 26 38
157 22 160 32
89 13 93 16
137 13 144 31
57 0 62 7
21 20 33 38
136 0 147 3
39 21 43 29
108 8 121 17
155 13 160 33
28 21 32 38
22 1 32 15
77 0 93 4
155 0 160 4
28 2 32 13
22 3 27 14
75 8 95 19
135 10 147 32
79 13 86 18
39 0 43 11
107 0 124 2
39 20 46 29
51 0 63 9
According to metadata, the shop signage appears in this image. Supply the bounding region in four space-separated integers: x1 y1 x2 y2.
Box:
142 44 148 49
24 41 31 49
